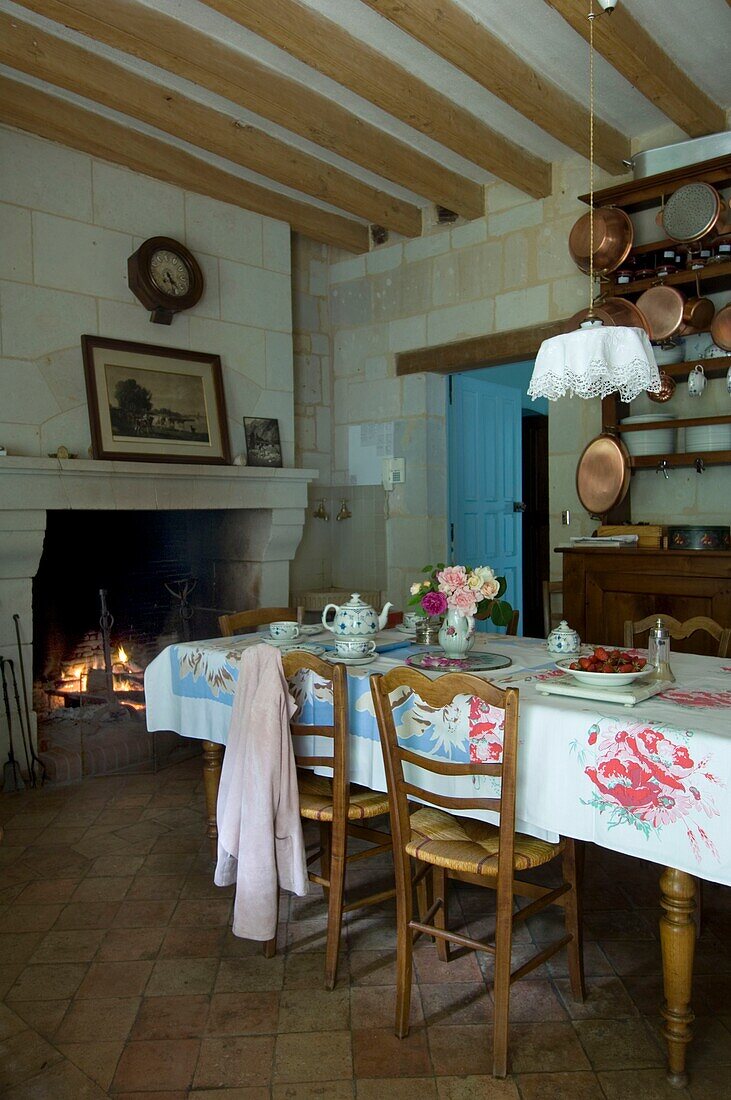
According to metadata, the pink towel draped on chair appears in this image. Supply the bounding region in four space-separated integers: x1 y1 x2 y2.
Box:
214 644 308 940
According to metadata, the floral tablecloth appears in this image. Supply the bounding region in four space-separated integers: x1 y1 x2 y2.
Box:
144 633 731 886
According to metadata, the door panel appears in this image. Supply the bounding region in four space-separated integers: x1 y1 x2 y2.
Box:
448 374 523 634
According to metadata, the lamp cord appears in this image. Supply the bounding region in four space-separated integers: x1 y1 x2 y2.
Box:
588 0 595 315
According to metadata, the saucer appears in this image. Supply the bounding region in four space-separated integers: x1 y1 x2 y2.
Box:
264 640 326 656
395 624 417 636
299 624 325 637
325 652 376 666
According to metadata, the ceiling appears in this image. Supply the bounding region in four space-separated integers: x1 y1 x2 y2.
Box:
1 0 729 251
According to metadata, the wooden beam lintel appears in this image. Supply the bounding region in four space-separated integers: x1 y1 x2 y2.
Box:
396 321 565 376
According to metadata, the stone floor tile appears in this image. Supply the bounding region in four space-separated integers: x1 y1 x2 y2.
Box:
55 997 141 1042
2 904 64 932
353 1025 432 1078
576 1016 666 1072
96 927 166 962
192 1089 269 1100
554 975 638 1020
14 879 78 904
76 959 153 999
0 1028 63 1089
10 999 70 1038
427 1024 492 1077
131 994 209 1040
71 876 133 903
418 982 488 1029
6 962 88 1001
435 1077 520 1099
31 929 105 964
160 925 227 958
278 987 350 1032
193 1035 275 1089
0 1002 26 1040
170 898 233 927
126 874 187 900
274 1030 353 1083
2 1057 109 1099
112 1038 201 1091
87 855 145 878
357 1077 438 1099
146 957 219 996
207 992 280 1036
508 1022 592 1075
112 899 176 928
0 933 46 966
57 1039 124 1090
215 957 285 993
53 901 121 930
351 984 424 1029
414 945 483 984
516 1070 606 1099
599 1068 692 1099
491 979 567 1023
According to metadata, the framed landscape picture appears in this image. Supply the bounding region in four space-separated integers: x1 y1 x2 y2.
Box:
81 336 231 464
244 417 283 467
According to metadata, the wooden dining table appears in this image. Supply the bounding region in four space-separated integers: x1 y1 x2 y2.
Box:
145 629 731 1088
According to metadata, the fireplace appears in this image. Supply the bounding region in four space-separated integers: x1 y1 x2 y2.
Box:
0 457 315 783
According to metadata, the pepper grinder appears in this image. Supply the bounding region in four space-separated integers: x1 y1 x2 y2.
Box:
647 618 675 683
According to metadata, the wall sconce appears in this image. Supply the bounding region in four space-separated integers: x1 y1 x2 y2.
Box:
336 499 352 521
313 498 329 521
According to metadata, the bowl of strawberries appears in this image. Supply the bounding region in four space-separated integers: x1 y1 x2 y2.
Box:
557 646 651 687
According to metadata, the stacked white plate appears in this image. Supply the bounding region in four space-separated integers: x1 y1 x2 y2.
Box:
620 413 676 457
685 422 731 453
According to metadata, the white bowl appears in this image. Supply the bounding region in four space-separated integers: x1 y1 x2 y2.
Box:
556 659 653 688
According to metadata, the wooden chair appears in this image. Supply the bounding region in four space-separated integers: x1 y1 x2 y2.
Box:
219 606 300 637
506 610 520 636
265 651 394 989
370 667 585 1078
542 581 563 638
623 614 730 658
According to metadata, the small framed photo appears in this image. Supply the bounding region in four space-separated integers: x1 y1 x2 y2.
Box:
81 336 231 464
244 417 283 468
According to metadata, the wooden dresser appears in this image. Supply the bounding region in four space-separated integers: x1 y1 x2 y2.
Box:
558 547 731 656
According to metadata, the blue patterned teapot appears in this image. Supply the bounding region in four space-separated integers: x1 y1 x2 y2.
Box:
322 593 392 636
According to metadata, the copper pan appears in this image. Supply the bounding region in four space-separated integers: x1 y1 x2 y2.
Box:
682 275 715 331
576 432 631 520
647 370 677 403
569 207 634 276
599 295 651 335
636 285 685 342
710 303 731 351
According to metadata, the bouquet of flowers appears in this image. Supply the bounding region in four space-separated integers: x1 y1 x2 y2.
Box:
408 563 513 627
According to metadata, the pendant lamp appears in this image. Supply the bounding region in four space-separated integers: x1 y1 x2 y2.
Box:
528 0 660 403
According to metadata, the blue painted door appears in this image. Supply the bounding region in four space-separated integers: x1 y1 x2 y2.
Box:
448 374 523 633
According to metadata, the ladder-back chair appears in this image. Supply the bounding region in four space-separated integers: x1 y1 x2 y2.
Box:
267 651 394 989
371 667 585 1077
542 581 563 638
624 614 730 658
219 607 300 637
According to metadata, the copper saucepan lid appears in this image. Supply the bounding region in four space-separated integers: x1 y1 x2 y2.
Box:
636 285 685 342
569 207 634 276
576 432 631 519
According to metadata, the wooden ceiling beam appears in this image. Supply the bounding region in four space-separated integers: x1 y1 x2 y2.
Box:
0 12 421 237
201 0 552 199
543 0 726 138
13 0 484 220
0 75 370 252
396 321 566 376
361 0 629 175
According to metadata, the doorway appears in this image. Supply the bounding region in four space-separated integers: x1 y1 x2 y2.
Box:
447 363 549 637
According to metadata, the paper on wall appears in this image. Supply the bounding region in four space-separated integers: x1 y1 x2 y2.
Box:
348 422 394 485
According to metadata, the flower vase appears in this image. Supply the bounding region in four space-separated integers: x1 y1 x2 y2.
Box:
438 609 475 658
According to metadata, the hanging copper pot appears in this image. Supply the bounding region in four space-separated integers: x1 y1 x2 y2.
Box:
647 370 677 403
576 432 631 520
710 303 731 352
682 275 715 331
569 207 634 276
636 285 686 341
599 295 651 335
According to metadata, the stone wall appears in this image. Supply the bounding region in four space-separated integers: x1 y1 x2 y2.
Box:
0 125 295 466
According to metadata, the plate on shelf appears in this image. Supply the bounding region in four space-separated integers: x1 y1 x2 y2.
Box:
555 659 653 688
407 652 512 673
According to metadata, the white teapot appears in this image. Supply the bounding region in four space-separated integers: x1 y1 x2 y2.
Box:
322 593 393 636
547 620 581 655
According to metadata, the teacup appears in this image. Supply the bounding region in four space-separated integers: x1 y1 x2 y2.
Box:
688 364 706 397
403 611 421 631
270 620 300 640
334 637 376 659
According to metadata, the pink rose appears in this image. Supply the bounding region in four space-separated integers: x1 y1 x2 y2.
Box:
421 590 448 616
450 587 477 616
437 566 468 594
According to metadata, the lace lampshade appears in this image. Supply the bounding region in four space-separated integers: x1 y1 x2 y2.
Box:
528 321 661 402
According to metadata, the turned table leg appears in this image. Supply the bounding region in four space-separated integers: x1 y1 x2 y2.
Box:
202 740 224 860
659 866 696 1089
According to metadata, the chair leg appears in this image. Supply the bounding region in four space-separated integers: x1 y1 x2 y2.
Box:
416 866 434 941
395 857 415 1038
263 890 280 958
562 839 586 1002
324 834 346 991
492 894 513 1078
695 877 703 940
319 821 331 902
433 866 450 963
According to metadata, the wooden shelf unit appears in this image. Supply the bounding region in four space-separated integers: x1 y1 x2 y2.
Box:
615 260 731 297
629 450 731 470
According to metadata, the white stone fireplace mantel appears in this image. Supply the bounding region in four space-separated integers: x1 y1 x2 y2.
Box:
0 458 317 751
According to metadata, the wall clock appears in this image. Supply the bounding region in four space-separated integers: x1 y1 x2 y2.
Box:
127 236 204 324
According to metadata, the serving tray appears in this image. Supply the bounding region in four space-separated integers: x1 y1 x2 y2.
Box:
406 652 512 673
537 674 673 708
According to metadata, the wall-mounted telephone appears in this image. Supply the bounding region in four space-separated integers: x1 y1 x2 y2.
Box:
381 458 405 491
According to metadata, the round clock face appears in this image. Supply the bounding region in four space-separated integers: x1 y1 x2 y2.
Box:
149 248 192 298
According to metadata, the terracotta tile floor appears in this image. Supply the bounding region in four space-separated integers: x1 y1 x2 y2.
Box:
1 759 730 1098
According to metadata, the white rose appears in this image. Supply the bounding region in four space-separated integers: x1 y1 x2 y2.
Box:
473 566 496 587
481 578 500 599
410 582 422 595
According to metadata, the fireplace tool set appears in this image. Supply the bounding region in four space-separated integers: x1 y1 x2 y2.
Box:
1 614 46 792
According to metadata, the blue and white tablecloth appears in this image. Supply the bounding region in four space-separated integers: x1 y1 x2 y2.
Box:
145 632 731 886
